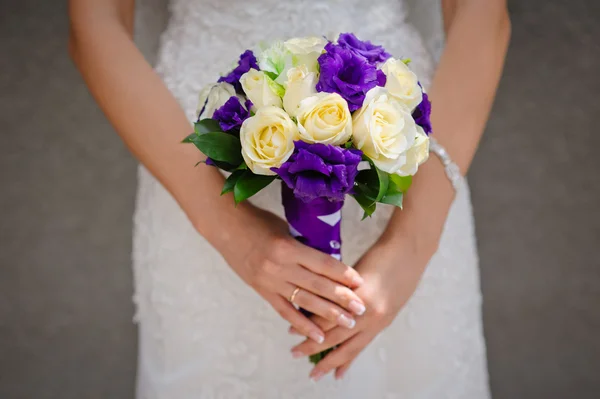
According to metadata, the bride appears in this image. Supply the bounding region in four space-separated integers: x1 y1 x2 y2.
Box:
69 0 510 397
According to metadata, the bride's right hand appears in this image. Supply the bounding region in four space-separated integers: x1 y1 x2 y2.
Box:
221 206 366 344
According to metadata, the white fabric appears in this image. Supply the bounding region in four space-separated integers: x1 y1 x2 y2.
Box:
133 0 491 397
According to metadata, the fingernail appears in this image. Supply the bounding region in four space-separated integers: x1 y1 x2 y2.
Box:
311 370 324 382
309 332 324 344
291 350 303 359
338 314 356 329
349 300 366 316
352 275 364 286
336 369 347 380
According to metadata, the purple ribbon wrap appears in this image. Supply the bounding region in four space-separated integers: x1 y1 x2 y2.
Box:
281 183 343 364
281 184 343 259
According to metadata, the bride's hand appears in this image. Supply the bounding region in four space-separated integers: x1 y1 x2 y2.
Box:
288 237 431 380
223 206 367 344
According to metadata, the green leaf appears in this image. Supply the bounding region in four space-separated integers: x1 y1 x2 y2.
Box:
182 132 197 143
183 119 223 144
354 162 389 202
354 168 379 200
234 162 248 171
265 74 285 97
263 71 279 81
194 118 222 135
402 58 412 65
389 174 412 193
379 174 410 208
352 192 377 220
221 170 245 195
233 171 276 204
380 191 403 208
374 167 389 202
354 161 407 211
186 132 243 165
208 159 238 172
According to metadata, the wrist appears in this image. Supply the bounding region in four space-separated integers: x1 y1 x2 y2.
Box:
192 196 261 258
377 223 437 268
380 157 456 260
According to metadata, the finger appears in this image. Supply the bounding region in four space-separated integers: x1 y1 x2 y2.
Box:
312 314 337 331
290 267 366 316
294 242 364 288
292 325 357 357
268 293 325 345
289 287 357 329
289 315 335 335
309 332 372 381
288 327 303 336
335 361 354 380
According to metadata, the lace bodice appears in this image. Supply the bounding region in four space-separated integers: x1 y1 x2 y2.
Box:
132 1 490 398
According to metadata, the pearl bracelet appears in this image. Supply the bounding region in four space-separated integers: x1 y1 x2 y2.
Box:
428 137 462 191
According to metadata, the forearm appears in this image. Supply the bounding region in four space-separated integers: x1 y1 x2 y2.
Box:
431 0 511 173
68 4 256 254
382 1 511 256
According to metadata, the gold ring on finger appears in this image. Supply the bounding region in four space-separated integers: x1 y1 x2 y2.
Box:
289 287 301 304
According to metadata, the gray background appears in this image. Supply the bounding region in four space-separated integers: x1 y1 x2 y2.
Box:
1 0 599 398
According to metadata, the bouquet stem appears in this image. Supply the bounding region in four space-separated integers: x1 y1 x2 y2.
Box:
281 184 343 364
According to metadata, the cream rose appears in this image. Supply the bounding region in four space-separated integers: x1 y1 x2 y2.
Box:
282 66 318 117
284 36 327 73
240 69 283 110
296 93 352 145
240 106 298 175
381 58 422 111
352 87 417 173
196 82 237 119
395 126 430 176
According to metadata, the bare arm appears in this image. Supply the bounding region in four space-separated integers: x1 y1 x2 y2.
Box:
69 0 369 341
68 0 242 250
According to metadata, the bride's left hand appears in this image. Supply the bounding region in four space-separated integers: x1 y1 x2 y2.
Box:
288 237 433 381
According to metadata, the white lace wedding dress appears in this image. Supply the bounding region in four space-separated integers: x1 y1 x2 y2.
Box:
132 0 491 397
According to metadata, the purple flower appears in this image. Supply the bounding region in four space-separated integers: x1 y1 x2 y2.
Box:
376 70 387 87
218 50 259 92
316 43 378 112
337 33 391 64
412 91 432 134
212 96 252 133
272 141 362 203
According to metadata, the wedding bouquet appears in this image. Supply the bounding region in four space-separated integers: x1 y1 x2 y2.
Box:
184 33 431 363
